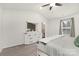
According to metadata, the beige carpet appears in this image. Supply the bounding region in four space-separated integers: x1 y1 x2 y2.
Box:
0 43 37 56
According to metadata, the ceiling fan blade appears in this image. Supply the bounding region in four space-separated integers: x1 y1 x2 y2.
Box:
55 3 62 6
42 3 50 7
49 6 53 10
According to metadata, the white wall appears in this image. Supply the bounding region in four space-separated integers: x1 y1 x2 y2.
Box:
47 18 60 37
0 7 3 51
46 12 79 38
24 12 47 33
2 9 25 48
0 8 47 49
73 13 79 38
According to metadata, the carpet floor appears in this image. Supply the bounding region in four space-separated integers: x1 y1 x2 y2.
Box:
0 43 37 56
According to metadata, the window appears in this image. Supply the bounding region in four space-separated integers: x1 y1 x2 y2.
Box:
59 17 75 37
61 19 71 35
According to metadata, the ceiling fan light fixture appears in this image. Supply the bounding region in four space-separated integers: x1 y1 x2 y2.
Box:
40 6 42 10
50 3 55 7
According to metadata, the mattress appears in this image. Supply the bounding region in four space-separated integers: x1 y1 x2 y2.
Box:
38 36 79 56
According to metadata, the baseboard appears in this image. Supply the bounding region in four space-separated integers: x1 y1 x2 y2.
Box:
4 44 25 49
24 43 37 46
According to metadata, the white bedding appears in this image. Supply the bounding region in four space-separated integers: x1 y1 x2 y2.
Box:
38 36 79 56
39 35 64 43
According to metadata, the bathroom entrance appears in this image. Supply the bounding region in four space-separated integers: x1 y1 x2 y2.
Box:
41 23 45 38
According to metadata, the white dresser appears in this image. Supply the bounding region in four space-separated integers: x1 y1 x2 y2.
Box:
25 31 42 44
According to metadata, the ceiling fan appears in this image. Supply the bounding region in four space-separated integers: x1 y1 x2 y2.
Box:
41 3 62 11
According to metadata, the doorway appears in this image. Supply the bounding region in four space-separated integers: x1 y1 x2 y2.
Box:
41 23 45 38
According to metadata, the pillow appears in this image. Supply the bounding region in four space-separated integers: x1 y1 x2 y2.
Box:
74 35 79 47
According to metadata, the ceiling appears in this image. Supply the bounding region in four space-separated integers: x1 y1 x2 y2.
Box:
0 3 79 19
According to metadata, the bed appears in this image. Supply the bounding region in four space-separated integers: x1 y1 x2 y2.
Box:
37 35 79 56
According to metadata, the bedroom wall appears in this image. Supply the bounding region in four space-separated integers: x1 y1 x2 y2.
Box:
2 9 25 48
0 7 3 51
24 11 47 33
46 12 79 38
73 13 79 38
47 18 60 37
0 8 47 49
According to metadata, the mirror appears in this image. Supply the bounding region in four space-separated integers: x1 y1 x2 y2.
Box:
27 22 36 31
